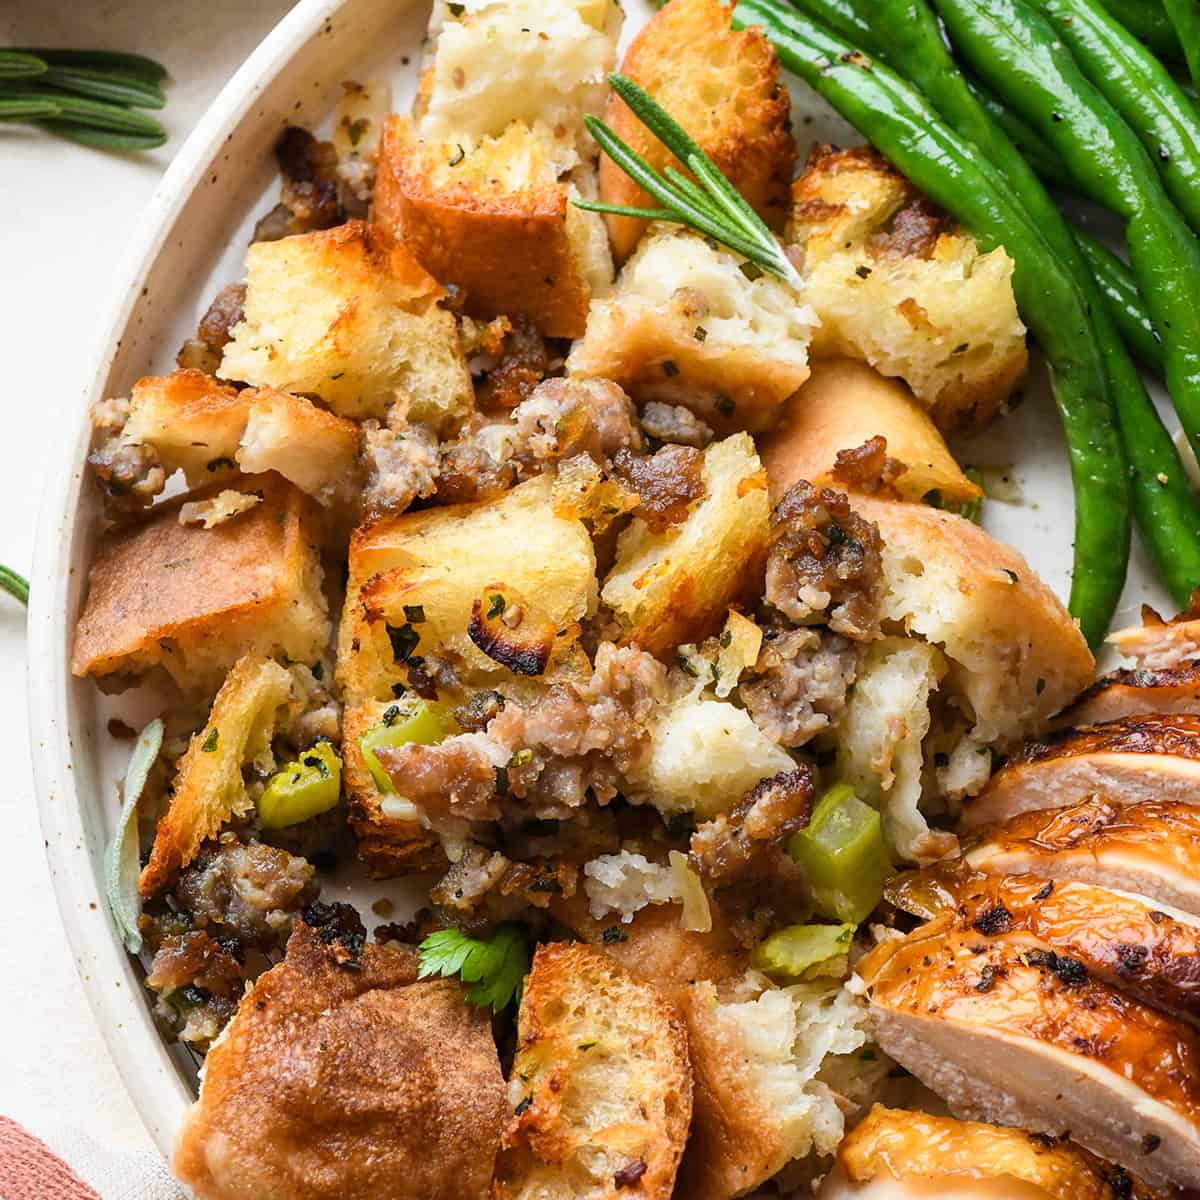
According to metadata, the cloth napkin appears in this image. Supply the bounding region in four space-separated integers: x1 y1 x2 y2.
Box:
0 1114 184 1200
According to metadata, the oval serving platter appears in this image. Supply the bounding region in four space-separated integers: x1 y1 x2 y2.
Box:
25 0 1166 1165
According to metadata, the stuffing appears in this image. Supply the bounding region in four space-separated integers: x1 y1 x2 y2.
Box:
676 978 870 1200
347 473 597 688
835 637 956 865
218 220 471 426
789 145 1028 434
602 432 770 655
418 0 620 174
583 851 679 922
235 386 359 506
139 653 295 896
176 282 246 375
373 117 612 339
178 489 261 529
71 474 329 694
568 227 816 435
758 357 984 506
853 495 1095 750
627 690 795 819
173 922 508 1200
599 0 794 263
493 942 692 1200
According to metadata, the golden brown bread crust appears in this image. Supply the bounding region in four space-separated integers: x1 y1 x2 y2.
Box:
601 0 794 262
71 473 328 691
174 923 507 1200
373 116 591 339
839 1106 1163 1198
1009 713 1200 765
494 941 693 1200
756 357 982 506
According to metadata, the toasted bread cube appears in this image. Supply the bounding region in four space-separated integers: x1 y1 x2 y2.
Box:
420 0 620 174
599 0 794 263
119 369 249 486
236 387 359 506
218 220 471 426
758 358 983 505
567 228 814 435
344 474 597 689
72 474 329 693
789 146 1027 434
602 432 770 656
493 942 692 1200
140 653 294 896
374 118 612 339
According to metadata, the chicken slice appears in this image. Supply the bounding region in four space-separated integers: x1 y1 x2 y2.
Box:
963 798 1200 918
818 1105 1163 1199
1060 662 1200 726
1108 605 1200 669
961 714 1200 830
887 865 1200 1026
858 924 1200 1191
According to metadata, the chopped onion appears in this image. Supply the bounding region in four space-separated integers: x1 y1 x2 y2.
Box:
668 849 712 933
104 718 163 954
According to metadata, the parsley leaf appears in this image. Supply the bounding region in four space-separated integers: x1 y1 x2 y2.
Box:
418 924 530 1013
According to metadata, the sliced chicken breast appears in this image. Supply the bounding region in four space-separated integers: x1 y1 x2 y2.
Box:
1061 662 1200 726
858 924 1200 1191
1109 606 1200 670
961 715 1200 830
818 1105 1162 1199
963 798 1200 918
887 866 1200 1025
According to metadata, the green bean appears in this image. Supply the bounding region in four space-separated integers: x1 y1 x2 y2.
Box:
0 88 165 137
1024 0 1200 236
0 50 47 79
1163 0 1200 92
1075 229 1164 371
962 80 1072 186
733 0 1131 645
1095 0 1184 58
932 0 1200 474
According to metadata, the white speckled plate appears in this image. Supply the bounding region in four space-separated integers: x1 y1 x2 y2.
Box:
25 0 1168 1167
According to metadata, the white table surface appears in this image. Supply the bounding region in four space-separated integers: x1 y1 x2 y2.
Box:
0 0 293 1158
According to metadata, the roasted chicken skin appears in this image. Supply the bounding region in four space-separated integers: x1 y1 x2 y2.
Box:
962 714 1200 829
1061 662 1200 726
859 924 1200 1190
963 798 1200 918
887 864 1200 1026
819 1105 1163 1199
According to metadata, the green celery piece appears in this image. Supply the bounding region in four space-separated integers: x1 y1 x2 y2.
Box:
359 698 445 793
751 922 855 980
258 741 342 829
789 783 893 924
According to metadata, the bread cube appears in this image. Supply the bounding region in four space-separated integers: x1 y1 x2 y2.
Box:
218 220 471 426
373 117 612 339
140 653 294 896
602 432 770 655
493 942 692 1200
236 387 359 506
758 358 983 505
345 473 597 690
600 0 794 263
567 228 815 435
420 0 620 174
72 473 329 693
789 145 1027 434
853 495 1095 749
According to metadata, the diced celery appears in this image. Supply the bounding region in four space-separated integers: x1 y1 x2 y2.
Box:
751 922 855 980
788 783 892 924
359 698 444 793
258 741 341 829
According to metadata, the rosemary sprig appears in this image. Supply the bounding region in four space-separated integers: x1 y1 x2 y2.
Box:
0 566 29 606
574 72 802 289
0 47 167 151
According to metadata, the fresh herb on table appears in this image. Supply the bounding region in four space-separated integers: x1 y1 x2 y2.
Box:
0 566 28 605
418 924 530 1012
0 48 168 151
572 72 803 289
